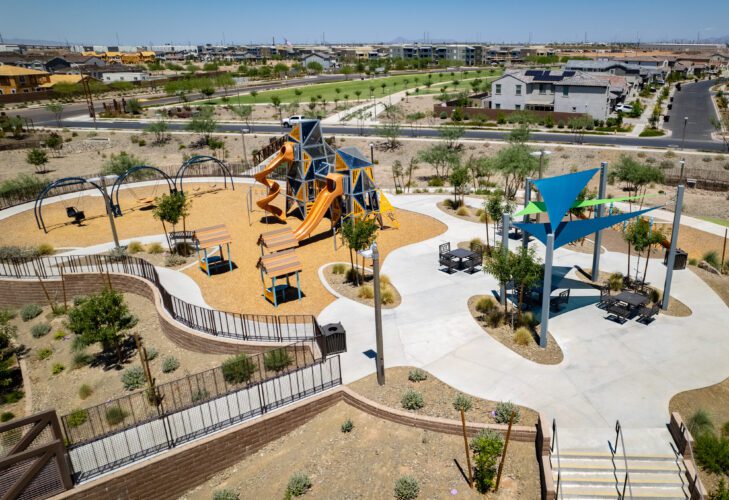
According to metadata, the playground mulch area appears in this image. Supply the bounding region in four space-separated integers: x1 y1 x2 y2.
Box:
0 184 446 316
6 294 230 418
322 263 402 309
348 366 539 427
181 400 539 500
467 296 564 366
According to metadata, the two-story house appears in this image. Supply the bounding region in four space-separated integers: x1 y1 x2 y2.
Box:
0 64 51 95
489 69 625 120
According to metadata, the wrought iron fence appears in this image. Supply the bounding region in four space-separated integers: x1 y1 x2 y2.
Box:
0 254 320 342
63 354 341 483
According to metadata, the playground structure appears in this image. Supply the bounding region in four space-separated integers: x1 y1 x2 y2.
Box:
254 143 294 220
194 224 234 276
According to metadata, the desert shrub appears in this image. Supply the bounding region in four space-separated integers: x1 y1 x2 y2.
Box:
36 243 54 255
722 421 729 439
286 472 312 497
31 322 51 338
494 401 521 424
689 409 714 436
66 409 88 427
78 384 93 399
358 284 374 299
0 309 16 323
520 311 537 329
36 348 52 360
379 274 392 287
608 272 624 292
456 206 470 216
514 327 532 346
428 177 445 187
470 429 504 493
221 353 256 384
408 368 428 382
695 432 729 475
191 387 210 403
165 254 186 267
689 258 698 266
73 351 93 368
469 238 485 252
332 263 346 274
105 406 129 426
54 330 67 340
51 363 64 375
443 198 463 209
486 309 504 327
20 304 43 321
0 412 14 422
147 242 164 254
648 288 660 304
212 489 239 500
341 418 354 433
380 289 395 305
475 297 496 315
394 476 420 500
703 251 721 269
122 366 146 390
345 267 363 284
1 390 23 405
162 356 180 373
401 389 425 410
710 478 729 500
127 241 144 254
263 348 293 372
146 347 158 360
453 393 473 412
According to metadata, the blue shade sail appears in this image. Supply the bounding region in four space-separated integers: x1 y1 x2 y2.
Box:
533 168 598 226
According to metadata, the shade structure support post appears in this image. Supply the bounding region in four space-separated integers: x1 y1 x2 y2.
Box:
296 271 302 301
227 243 232 271
540 233 554 348
522 177 532 250
500 213 510 307
272 276 278 308
203 248 210 276
662 184 685 310
591 162 608 280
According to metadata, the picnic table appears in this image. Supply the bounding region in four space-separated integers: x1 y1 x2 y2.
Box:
445 248 476 270
614 291 649 308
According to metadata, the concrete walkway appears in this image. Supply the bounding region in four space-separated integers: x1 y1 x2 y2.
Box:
318 194 729 452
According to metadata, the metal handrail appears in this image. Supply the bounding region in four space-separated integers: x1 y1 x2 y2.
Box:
608 420 633 499
679 422 705 500
669 442 690 499
550 419 563 499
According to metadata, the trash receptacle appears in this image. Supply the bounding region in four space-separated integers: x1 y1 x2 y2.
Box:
321 323 347 356
664 248 688 270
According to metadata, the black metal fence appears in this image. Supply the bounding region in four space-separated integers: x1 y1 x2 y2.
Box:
63 354 341 482
0 254 320 342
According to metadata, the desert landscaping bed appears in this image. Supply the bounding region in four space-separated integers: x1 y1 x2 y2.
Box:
322 263 402 308
180 400 539 500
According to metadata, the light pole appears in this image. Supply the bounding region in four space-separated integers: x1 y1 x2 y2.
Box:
369 142 375 164
359 243 384 385
681 116 688 149
529 150 551 223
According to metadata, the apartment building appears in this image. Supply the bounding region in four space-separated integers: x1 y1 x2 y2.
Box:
489 69 627 120
0 65 50 94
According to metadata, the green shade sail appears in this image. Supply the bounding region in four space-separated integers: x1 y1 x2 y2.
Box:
515 194 659 217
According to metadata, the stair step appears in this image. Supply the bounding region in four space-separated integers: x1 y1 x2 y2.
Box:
560 450 677 461
554 472 685 487
560 485 687 499
554 460 681 473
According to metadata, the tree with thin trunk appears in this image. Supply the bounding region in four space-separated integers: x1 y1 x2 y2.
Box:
355 89 362 102
26 148 49 174
405 157 420 192
483 243 513 317
449 162 470 206
510 246 543 322
145 119 169 144
417 143 461 179
338 218 378 285
152 192 191 253
45 102 64 126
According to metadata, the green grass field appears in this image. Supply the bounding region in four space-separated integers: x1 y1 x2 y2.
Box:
698 216 729 228
201 69 502 105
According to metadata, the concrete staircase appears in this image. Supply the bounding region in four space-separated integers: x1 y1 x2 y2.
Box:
552 450 689 499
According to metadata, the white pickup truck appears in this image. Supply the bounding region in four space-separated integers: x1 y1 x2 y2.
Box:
281 115 305 127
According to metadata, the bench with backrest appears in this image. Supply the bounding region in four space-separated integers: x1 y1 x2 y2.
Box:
466 244 483 273
637 303 660 323
550 289 570 311
439 242 457 274
606 302 631 323
599 286 615 308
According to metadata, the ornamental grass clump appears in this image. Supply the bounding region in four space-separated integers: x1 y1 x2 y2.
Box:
494 401 521 424
401 389 425 410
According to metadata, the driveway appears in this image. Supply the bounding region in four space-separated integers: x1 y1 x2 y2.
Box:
667 79 719 142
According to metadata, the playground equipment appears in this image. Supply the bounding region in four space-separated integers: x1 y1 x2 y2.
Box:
110 165 176 216
254 142 294 220
34 177 106 232
292 172 343 241
256 249 303 307
175 155 234 194
193 224 234 276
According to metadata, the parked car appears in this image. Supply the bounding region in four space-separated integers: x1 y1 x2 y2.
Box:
281 115 305 127
615 104 633 113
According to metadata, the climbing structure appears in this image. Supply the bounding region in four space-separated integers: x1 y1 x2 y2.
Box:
254 143 294 219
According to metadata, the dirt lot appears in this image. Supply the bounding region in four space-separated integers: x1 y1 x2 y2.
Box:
181 400 540 500
322 263 402 309
0 187 445 315
349 367 538 427
5 294 230 417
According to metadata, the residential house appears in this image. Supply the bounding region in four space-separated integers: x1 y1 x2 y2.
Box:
99 66 149 83
0 54 50 72
435 45 477 65
301 52 337 70
0 64 51 94
564 59 644 86
488 69 627 120
45 54 105 73
483 46 524 65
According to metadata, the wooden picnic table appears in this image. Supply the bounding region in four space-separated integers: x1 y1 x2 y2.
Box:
257 249 302 279
257 228 299 254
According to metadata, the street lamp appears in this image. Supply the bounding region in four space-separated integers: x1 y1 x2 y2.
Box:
359 243 384 385
681 116 688 150
369 142 375 164
529 149 551 222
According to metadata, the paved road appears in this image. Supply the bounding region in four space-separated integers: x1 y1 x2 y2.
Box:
58 118 728 152
666 79 719 142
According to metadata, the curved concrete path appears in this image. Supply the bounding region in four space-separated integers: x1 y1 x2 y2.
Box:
318 194 729 451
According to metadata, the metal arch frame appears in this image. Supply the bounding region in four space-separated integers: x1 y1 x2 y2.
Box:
34 176 105 233
174 155 234 193
110 165 176 216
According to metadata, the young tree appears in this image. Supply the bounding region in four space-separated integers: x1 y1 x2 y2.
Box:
26 148 49 174
250 90 258 103
449 162 470 206
510 246 543 321
489 144 539 199
440 124 465 149
306 61 323 74
145 119 169 144
391 160 404 190
612 155 665 205
102 151 146 176
270 95 283 122
418 143 461 179
354 89 362 102
67 289 137 365
44 133 63 157
231 103 253 126
465 156 494 191
45 102 64 126
405 156 420 192
185 107 218 145
153 192 191 253
483 243 513 317
338 218 378 285
485 192 508 247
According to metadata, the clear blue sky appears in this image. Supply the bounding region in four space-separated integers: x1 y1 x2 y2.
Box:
3 0 727 45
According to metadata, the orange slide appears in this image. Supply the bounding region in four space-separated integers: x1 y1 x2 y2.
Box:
293 173 344 241
254 143 294 219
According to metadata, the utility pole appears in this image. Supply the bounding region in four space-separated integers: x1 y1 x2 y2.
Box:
81 71 97 129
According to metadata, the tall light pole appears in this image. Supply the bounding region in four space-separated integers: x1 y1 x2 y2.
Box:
681 116 688 150
529 150 551 223
359 243 384 385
